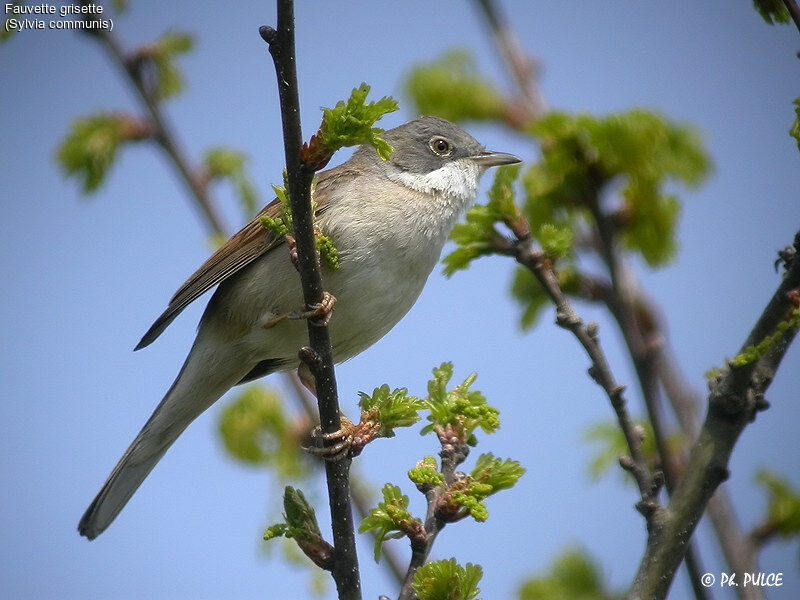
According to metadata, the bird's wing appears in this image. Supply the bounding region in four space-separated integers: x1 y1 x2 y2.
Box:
134 163 355 351
135 199 287 350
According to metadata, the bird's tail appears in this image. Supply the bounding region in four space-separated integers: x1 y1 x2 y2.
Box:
78 339 249 540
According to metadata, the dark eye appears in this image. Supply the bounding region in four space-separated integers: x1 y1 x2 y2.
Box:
429 137 452 156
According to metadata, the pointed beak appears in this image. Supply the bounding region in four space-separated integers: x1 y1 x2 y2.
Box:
468 151 522 167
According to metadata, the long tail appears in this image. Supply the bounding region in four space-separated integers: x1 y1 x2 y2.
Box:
78 339 252 540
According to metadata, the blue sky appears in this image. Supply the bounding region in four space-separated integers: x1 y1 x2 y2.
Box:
1 1 799 599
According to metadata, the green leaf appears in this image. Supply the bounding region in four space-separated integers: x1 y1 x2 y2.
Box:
317 83 399 160
405 49 506 124
519 547 615 600
443 164 523 276
408 456 445 486
753 0 791 24
56 113 148 193
755 469 800 538
1 2 22 43
149 31 194 100
445 454 525 522
359 484 420 562
413 558 483 600
203 146 260 218
511 266 579 330
357 385 425 437
526 110 711 269
421 363 500 444
584 419 684 484
790 98 800 152
217 386 307 478
264 486 322 542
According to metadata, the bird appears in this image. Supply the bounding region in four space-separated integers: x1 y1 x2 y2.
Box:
78 116 521 540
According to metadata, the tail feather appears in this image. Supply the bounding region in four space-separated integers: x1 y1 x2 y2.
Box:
78 340 255 539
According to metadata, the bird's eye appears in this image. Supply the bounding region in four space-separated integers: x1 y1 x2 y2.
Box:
429 137 452 156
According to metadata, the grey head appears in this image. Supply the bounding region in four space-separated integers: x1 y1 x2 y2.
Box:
352 116 520 175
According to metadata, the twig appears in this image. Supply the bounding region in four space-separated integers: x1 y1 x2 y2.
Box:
587 201 711 600
474 0 547 122
628 231 800 600
397 435 469 600
781 0 800 34
493 236 661 521
260 2 360 598
287 373 406 585
79 6 227 235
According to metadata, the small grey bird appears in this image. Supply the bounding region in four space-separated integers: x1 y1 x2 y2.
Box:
78 116 520 540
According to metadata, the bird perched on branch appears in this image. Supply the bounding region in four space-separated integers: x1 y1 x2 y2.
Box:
78 116 520 539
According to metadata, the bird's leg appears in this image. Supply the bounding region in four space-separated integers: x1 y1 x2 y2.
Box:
262 292 337 329
286 234 300 272
304 410 383 461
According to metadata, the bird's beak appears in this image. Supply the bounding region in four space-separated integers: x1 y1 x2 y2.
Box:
468 151 522 167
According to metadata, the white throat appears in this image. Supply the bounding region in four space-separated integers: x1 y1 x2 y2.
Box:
386 159 482 208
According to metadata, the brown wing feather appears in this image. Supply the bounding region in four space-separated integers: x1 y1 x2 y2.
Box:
135 200 285 350
133 163 350 351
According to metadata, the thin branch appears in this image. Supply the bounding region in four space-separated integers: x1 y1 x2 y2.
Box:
260 1 360 597
398 435 469 600
494 236 661 520
588 201 711 600
474 0 547 122
628 231 800 600
80 7 227 235
781 0 800 34
288 374 406 585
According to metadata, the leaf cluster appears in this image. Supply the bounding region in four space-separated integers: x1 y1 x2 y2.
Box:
753 0 792 25
445 165 522 276
56 113 150 193
144 31 194 100
447 453 525 522
790 98 800 152
217 386 307 479
203 146 260 217
264 487 323 542
357 385 425 438
755 469 800 538
261 175 340 271
527 110 709 268
404 49 506 124
518 547 616 600
304 83 398 169
413 559 484 600
421 363 500 445
359 484 421 561
584 419 684 484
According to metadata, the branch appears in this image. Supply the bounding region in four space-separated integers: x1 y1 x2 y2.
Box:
473 0 547 122
260 2 360 597
587 201 711 600
494 236 661 522
288 374 406 585
628 231 800 600
79 4 228 235
781 0 800 34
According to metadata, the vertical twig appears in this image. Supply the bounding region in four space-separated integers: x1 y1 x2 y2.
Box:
260 1 361 598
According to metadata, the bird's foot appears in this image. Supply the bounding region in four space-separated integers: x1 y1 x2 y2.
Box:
304 412 381 461
262 292 337 330
290 292 337 327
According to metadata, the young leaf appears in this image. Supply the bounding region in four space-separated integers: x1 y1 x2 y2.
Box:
359 484 421 561
405 49 506 124
413 558 483 600
357 385 425 437
519 547 615 600
755 469 800 538
217 386 307 479
421 363 500 444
